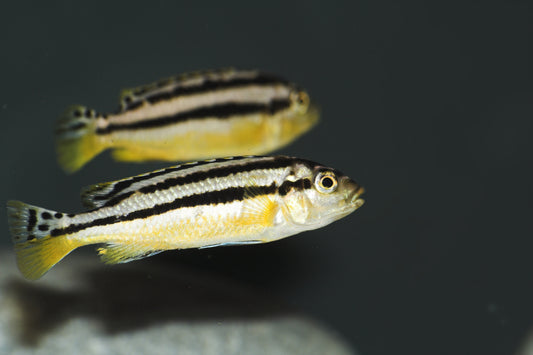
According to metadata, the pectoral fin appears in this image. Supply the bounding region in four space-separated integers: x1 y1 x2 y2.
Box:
241 183 280 227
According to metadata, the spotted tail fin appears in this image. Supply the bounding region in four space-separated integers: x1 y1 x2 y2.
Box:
55 105 107 173
6 201 83 280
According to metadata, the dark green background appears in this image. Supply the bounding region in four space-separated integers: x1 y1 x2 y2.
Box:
2 1 533 354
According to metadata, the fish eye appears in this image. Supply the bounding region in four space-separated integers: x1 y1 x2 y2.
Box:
290 90 310 114
297 91 309 106
315 171 338 193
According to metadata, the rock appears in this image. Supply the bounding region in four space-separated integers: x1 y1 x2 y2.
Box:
0 250 357 355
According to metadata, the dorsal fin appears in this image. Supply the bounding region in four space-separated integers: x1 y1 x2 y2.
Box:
79 156 252 209
80 166 174 209
80 180 118 209
118 88 142 112
117 68 252 112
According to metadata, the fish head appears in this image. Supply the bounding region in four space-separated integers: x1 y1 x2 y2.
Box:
277 88 320 143
280 160 364 229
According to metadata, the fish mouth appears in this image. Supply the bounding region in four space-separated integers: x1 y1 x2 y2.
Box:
306 104 320 123
325 184 365 221
297 104 320 127
348 185 365 210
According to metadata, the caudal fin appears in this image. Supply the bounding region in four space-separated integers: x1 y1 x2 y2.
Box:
6 201 82 280
55 105 106 173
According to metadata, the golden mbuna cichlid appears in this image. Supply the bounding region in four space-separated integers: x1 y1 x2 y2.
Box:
7 156 364 280
56 68 320 173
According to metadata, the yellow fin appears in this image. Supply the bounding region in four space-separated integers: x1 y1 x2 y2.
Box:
97 244 162 264
7 200 83 280
14 236 82 280
111 145 167 162
55 105 107 173
242 186 279 227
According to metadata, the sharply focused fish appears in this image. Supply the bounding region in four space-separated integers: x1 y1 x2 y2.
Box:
7 156 364 280
56 68 320 173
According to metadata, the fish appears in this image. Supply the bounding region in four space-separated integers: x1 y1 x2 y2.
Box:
6 156 364 280
56 68 320 173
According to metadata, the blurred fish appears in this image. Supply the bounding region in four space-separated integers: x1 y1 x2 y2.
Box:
56 68 320 173
7 156 364 280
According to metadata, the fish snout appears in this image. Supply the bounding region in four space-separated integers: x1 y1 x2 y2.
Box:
342 177 365 208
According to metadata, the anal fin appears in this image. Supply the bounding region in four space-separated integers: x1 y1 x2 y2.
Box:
97 243 162 264
111 145 169 162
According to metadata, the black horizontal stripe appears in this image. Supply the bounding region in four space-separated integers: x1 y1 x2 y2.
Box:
278 178 312 196
98 156 295 208
124 100 143 111
98 99 292 134
125 72 289 110
92 156 250 203
101 191 135 207
51 183 278 237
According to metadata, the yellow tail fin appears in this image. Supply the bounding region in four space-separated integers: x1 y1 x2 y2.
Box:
14 236 82 280
7 200 83 280
55 105 106 173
